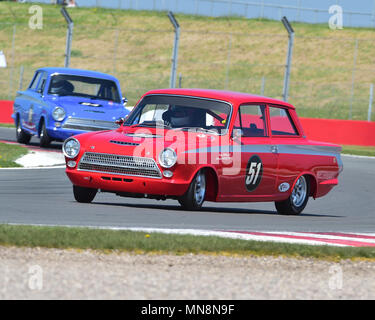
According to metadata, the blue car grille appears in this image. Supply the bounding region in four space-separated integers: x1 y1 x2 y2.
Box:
78 152 162 179
62 117 119 131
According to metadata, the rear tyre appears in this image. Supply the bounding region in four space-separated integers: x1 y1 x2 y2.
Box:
16 118 31 144
73 185 97 203
178 169 206 211
275 175 310 215
39 120 52 148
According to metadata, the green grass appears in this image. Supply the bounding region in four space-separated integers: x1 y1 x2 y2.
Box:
0 123 14 128
1 2 375 120
342 145 375 157
0 142 27 167
0 224 374 261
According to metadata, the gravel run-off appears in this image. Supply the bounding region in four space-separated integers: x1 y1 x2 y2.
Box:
0 246 374 299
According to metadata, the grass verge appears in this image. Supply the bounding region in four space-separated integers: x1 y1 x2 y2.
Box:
2 2 375 120
0 123 14 128
341 145 375 157
0 224 374 261
0 142 27 167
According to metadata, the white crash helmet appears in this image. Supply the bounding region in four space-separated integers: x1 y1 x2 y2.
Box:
169 106 194 127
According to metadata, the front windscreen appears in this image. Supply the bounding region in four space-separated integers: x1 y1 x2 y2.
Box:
48 74 121 103
125 95 232 135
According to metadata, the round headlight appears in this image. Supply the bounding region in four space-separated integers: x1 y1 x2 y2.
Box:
158 148 177 168
52 107 66 121
63 138 80 159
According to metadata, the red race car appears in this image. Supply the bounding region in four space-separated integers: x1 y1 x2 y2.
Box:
63 89 343 215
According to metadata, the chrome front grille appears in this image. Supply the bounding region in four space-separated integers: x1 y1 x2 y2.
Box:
78 152 162 179
62 117 119 131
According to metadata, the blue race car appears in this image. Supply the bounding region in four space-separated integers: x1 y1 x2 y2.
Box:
13 67 129 147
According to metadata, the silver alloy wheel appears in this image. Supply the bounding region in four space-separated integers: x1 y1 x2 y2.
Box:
291 175 307 207
194 171 206 205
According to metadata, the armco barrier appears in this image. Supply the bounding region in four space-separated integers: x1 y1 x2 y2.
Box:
0 100 14 124
0 100 374 146
300 118 375 147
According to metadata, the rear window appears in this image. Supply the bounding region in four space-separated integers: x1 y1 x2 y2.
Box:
269 107 298 136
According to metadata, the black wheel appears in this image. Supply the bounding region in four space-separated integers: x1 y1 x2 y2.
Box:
73 185 97 203
16 117 31 144
178 169 206 210
39 120 51 148
275 175 310 215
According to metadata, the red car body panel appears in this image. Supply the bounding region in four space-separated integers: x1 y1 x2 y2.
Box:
65 89 342 204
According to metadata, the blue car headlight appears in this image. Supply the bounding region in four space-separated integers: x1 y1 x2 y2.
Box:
62 138 80 159
52 107 66 121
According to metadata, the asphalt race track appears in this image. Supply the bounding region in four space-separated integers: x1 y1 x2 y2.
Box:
0 127 374 233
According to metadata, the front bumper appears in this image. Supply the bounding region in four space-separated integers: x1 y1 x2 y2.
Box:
47 126 87 141
66 168 190 197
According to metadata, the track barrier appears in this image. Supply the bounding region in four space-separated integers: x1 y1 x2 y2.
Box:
1 100 374 146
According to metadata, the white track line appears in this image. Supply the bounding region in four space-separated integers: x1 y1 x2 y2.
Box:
5 223 375 247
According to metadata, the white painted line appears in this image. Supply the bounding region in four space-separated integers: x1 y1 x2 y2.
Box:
0 165 65 170
342 154 375 159
6 223 374 247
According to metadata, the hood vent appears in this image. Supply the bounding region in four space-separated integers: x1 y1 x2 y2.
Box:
110 140 140 146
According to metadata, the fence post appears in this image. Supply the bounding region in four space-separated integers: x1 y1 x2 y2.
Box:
281 17 294 102
19 65 24 91
168 11 180 88
8 24 16 100
349 39 358 120
260 76 266 96
61 7 74 68
113 29 119 74
225 34 232 90
368 83 374 122
178 73 182 88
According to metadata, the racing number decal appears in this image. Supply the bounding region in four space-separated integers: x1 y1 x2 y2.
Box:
245 155 263 192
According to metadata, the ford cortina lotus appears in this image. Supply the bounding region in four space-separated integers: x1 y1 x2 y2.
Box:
63 89 343 215
13 67 129 147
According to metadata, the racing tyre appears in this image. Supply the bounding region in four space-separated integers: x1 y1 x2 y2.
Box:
73 185 98 203
16 118 31 144
275 175 310 215
178 169 206 211
39 120 52 148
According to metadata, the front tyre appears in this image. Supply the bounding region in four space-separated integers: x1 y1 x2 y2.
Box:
178 169 206 211
275 175 310 215
16 118 31 144
73 185 97 203
39 120 52 148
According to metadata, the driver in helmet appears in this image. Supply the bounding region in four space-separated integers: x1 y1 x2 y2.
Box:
163 105 195 127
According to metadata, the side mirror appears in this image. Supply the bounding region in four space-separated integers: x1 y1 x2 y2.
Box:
122 97 128 106
115 117 125 126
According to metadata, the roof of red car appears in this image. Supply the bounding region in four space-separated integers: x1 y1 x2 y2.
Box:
144 88 295 110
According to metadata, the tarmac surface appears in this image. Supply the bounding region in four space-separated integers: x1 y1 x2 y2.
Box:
0 127 374 233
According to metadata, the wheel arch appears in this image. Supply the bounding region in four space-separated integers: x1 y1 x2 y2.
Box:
292 172 318 199
189 165 219 202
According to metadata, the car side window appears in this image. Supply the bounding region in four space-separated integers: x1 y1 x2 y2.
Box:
269 106 298 136
36 72 48 93
29 72 42 91
233 104 267 137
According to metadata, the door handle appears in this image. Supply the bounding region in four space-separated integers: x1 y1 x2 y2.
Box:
271 145 278 154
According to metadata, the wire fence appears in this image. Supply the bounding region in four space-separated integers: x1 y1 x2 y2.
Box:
26 0 375 28
0 21 374 121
